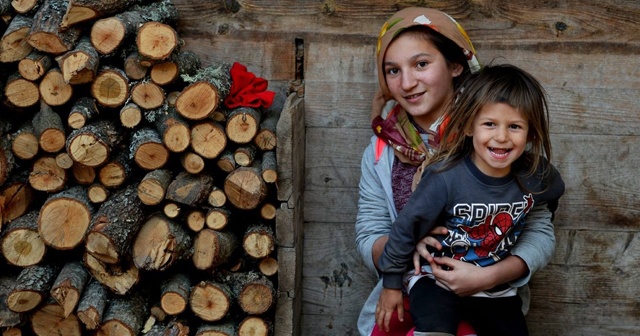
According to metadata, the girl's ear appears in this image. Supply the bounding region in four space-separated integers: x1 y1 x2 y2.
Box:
452 63 464 78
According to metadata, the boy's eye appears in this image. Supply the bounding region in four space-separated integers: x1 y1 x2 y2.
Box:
483 122 495 127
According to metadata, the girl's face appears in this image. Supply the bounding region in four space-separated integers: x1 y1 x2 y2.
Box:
468 102 529 177
383 33 462 129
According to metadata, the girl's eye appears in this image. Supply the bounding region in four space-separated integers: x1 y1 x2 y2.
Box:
386 68 399 75
417 61 428 68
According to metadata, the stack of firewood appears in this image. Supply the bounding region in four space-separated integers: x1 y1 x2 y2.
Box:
0 0 284 335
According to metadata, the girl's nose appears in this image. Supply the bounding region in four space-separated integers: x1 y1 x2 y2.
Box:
400 72 416 91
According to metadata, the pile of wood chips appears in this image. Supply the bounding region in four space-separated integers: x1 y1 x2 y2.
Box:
0 0 283 335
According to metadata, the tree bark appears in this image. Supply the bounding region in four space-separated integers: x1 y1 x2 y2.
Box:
165 171 213 206
49 261 90 317
76 279 107 330
97 290 148 336
7 264 58 313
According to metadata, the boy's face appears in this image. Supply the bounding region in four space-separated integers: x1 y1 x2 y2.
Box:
468 102 529 177
383 33 462 129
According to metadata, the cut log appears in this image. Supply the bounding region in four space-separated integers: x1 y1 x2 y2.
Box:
224 166 267 210
136 21 179 62
50 261 89 317
129 127 169 170
175 64 232 120
233 145 257 167
30 299 82 336
97 290 148 336
150 50 201 86
145 320 189 336
19 50 52 81
0 173 34 224
0 15 34 63
165 171 213 206
192 229 237 271
55 36 99 84
261 151 277 183
163 202 181 219
4 73 39 109
137 169 172 206
190 120 226 159
38 185 93 250
181 151 204 174
223 271 275 315
87 183 109 204
67 97 100 130
0 274 22 328
85 185 145 264
39 68 73 106
119 102 142 129
2 327 22 336
91 67 129 108
76 279 107 330
28 156 67 192
189 281 231 322
195 322 236 336
33 101 65 153
207 186 226 208
71 162 96 185
61 0 147 29
98 148 132 188
185 209 205 232
7 264 58 313
0 210 46 267
254 112 278 151
216 150 236 173
55 152 74 169
226 107 261 145
10 123 39 160
131 80 165 110
146 105 190 153
258 256 278 277
11 0 40 14
83 252 139 295
132 213 192 271
28 0 82 54
123 51 148 80
259 202 277 221
66 120 123 167
242 223 275 259
238 316 272 336
159 273 190 316
205 207 231 230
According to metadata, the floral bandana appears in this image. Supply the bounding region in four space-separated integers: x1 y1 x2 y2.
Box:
372 7 481 166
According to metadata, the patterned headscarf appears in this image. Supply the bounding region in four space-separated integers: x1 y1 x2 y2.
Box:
372 7 481 165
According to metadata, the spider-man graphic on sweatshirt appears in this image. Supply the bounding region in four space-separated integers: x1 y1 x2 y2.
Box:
379 155 565 290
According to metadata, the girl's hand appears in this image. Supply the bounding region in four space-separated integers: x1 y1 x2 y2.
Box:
371 88 387 121
430 256 493 296
375 288 404 332
413 226 448 274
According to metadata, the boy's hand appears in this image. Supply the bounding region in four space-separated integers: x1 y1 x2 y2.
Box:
413 226 447 274
375 288 404 332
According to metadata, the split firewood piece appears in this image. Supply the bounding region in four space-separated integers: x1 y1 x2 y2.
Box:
190 120 227 159
0 274 23 328
85 184 145 264
195 322 236 336
137 21 179 64
160 273 190 316
175 63 232 120
258 257 279 277
146 104 190 153
130 127 170 170
83 252 139 295
243 223 275 259
39 68 73 106
61 0 147 29
181 151 205 174
0 15 33 63
224 165 267 210
132 213 193 271
261 151 277 183
0 136 14 187
207 186 227 207
66 119 123 167
259 202 277 221
90 0 178 56
124 51 148 80
165 171 213 206
223 271 276 315
33 101 65 153
192 229 237 271
142 302 167 333
216 150 236 173
234 145 257 167
67 97 100 130
0 172 34 224
4 73 39 109
0 210 46 267
55 36 99 84
189 281 232 322
91 66 129 108
71 162 95 185
131 80 165 110
97 290 148 336
138 169 172 206
205 207 231 230
76 279 107 330
254 112 278 151
163 202 181 219
7 264 58 313
98 148 132 188
119 102 142 128
238 316 272 336
28 156 67 192
38 185 93 250
166 90 180 106
10 123 39 160
151 50 201 86
30 298 82 336
55 152 74 169
226 107 261 144
28 0 82 54
87 183 109 203
11 0 40 15
50 261 90 317
19 50 52 81
185 209 205 232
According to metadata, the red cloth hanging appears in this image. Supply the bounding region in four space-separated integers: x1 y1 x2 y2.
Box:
223 62 276 109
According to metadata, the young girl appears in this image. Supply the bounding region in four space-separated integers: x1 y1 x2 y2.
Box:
356 7 558 336
375 64 565 336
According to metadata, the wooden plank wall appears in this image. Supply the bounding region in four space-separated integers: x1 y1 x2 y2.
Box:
172 1 640 335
